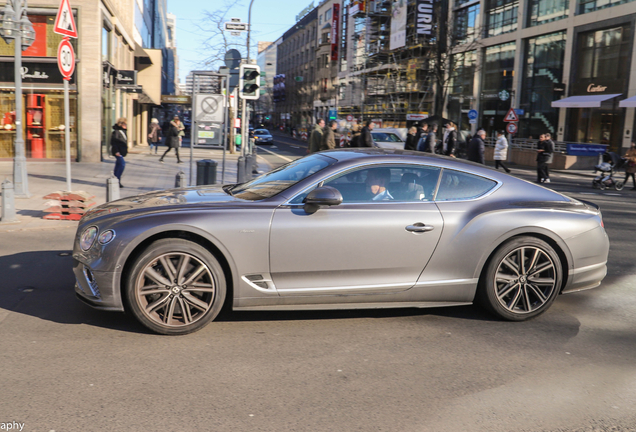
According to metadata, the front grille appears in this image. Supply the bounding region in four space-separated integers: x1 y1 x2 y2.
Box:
82 265 101 298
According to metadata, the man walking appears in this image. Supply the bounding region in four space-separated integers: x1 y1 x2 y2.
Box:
537 133 554 183
418 124 437 153
494 130 511 173
320 120 338 151
308 119 325 153
360 121 375 147
467 129 486 164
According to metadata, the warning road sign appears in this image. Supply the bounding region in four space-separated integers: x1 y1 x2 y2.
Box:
504 108 519 122
54 0 78 38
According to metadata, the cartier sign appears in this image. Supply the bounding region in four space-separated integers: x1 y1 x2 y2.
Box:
587 84 608 93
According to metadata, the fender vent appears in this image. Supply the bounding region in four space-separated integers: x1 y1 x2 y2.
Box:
243 274 275 292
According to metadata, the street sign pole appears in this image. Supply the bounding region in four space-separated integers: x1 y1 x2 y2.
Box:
58 37 75 191
64 74 71 191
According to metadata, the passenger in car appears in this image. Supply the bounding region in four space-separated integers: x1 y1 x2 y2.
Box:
365 168 393 201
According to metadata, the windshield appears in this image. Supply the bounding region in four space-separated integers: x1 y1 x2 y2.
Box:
230 154 336 200
254 130 269 135
372 132 402 143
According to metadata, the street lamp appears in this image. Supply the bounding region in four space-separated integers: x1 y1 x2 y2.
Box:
0 0 36 197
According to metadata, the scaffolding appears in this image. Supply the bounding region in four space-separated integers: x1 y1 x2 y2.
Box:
339 0 438 127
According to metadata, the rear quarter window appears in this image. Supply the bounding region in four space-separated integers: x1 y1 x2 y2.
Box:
435 169 497 201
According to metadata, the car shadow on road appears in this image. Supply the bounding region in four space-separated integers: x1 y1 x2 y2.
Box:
0 250 152 334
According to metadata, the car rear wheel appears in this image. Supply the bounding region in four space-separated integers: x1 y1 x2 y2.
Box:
125 239 226 335
477 236 562 321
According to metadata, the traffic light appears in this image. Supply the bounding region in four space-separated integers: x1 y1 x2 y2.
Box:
239 64 260 100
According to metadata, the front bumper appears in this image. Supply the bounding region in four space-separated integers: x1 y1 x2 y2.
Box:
73 258 125 312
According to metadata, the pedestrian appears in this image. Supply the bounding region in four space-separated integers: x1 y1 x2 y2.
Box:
320 120 338 151
467 129 486 164
349 123 362 147
442 122 457 156
148 118 162 154
308 119 325 154
417 124 437 153
537 133 554 183
404 126 418 151
159 115 184 163
494 130 511 173
110 117 128 188
360 121 375 147
623 141 636 190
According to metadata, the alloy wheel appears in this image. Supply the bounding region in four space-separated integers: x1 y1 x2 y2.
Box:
493 246 557 315
135 252 216 327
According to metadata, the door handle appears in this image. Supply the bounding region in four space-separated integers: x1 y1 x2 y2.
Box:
405 223 434 233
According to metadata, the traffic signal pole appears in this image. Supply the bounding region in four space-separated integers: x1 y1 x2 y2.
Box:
240 0 256 166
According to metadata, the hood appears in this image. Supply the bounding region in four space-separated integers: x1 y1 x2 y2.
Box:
80 186 243 223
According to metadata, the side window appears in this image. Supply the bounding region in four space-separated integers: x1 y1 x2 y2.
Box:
435 169 497 201
290 164 442 204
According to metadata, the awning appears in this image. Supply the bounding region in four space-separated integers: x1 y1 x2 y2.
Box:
134 43 153 66
619 95 636 108
552 94 621 108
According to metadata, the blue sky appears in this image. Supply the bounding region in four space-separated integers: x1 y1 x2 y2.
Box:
168 0 305 82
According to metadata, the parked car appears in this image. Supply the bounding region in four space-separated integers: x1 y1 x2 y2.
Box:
371 128 407 150
253 129 273 144
73 149 609 335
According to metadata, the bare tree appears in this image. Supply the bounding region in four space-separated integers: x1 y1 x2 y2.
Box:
195 1 246 71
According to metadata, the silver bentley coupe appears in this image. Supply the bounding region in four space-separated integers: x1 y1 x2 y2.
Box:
73 149 609 335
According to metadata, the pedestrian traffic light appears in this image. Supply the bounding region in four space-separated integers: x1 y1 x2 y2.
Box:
239 64 260 100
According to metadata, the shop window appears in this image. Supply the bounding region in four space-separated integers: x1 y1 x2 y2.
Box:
520 32 566 138
485 0 518 38
527 0 568 27
579 0 635 14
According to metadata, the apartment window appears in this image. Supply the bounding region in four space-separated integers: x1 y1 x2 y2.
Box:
454 4 480 44
325 9 332 21
322 31 331 44
485 0 518 37
527 0 568 26
579 0 635 13
102 27 111 63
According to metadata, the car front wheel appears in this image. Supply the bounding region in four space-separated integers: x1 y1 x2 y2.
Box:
125 239 226 335
477 236 562 321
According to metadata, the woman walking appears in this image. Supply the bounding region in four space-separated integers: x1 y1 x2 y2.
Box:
404 126 418 151
624 141 636 190
148 118 162 154
111 117 128 188
159 115 184 163
494 130 511 173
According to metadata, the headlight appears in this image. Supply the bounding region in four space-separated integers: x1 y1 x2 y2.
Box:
80 226 98 251
98 229 116 245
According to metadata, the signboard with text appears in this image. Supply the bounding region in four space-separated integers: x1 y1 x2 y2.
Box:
331 4 340 61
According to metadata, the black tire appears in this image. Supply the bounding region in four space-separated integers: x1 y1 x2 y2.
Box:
125 239 226 335
615 180 624 191
477 236 562 321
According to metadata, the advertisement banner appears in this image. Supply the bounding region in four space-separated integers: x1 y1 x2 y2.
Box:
331 4 340 62
390 0 407 50
416 0 434 37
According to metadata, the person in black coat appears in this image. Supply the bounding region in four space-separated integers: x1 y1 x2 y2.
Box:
537 133 554 183
442 122 457 156
467 130 486 164
404 126 418 151
110 117 128 188
360 121 375 147
159 115 184 163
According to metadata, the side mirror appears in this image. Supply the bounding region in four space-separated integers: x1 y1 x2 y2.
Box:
303 186 343 214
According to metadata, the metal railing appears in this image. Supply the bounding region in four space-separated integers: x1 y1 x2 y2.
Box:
483 137 608 154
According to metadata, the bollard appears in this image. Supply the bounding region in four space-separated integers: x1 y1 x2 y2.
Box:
237 156 246 183
1 180 16 223
106 177 120 202
245 154 255 179
175 171 187 188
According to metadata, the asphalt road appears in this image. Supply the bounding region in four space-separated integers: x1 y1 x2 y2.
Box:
1 142 636 432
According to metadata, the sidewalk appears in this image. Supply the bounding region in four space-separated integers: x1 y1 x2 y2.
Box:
0 145 271 232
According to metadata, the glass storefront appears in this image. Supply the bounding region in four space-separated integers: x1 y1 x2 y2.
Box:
481 42 516 136
565 24 632 150
520 31 566 138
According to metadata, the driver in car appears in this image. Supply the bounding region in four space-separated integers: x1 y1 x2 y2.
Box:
365 168 393 201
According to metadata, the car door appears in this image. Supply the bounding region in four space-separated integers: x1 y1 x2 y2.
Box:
269 164 444 296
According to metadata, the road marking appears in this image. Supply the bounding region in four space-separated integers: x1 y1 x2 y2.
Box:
258 146 295 162
605 193 622 196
